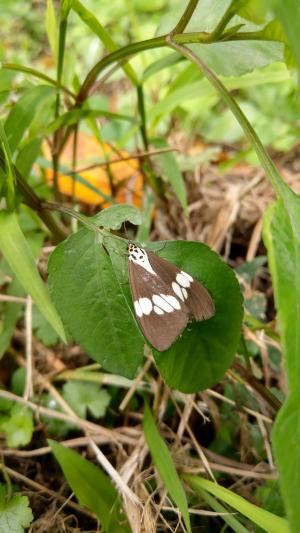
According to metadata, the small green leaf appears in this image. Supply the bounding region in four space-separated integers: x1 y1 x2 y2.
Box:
143 403 191 533
0 211 66 343
46 0 58 60
48 229 144 378
4 85 55 153
49 440 130 532
72 0 138 85
235 256 267 281
184 476 289 533
92 204 142 230
0 277 23 359
62 381 110 419
32 307 59 347
0 489 33 533
41 395 75 438
0 404 33 448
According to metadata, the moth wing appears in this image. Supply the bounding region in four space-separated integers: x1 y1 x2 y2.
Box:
128 254 189 351
148 252 215 321
185 279 215 320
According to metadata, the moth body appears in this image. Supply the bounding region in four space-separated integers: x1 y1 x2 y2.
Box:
128 243 215 351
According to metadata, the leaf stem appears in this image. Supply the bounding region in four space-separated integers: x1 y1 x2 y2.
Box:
232 360 282 413
170 0 199 35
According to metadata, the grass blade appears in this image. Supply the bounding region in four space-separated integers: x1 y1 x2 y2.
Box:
143 403 191 533
184 475 288 533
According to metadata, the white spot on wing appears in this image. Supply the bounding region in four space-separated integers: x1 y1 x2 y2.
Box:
181 270 193 282
172 281 184 301
182 287 188 299
153 305 164 315
152 294 174 313
176 271 192 288
134 300 143 317
161 294 181 310
139 297 152 315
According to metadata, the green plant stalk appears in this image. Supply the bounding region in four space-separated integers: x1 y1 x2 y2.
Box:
167 39 285 198
0 148 68 243
0 119 15 210
170 0 199 35
166 39 300 376
2 64 75 98
76 29 281 103
137 85 148 150
52 14 68 198
209 0 246 41
0 463 13 500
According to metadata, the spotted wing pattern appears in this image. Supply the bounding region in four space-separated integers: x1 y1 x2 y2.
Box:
128 243 215 351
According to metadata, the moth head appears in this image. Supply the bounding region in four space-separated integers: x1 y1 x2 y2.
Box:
127 243 157 276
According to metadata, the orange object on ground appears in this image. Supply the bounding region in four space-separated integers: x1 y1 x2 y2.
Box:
44 132 144 207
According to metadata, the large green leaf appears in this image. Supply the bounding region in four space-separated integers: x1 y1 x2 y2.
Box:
0 211 66 342
108 239 243 392
263 198 300 531
159 0 283 76
148 241 243 393
48 229 144 378
188 41 283 77
50 440 129 533
143 403 191 533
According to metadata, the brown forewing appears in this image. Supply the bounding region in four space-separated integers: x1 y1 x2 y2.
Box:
128 250 215 352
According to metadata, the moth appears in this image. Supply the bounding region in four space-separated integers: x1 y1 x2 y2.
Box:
128 242 215 351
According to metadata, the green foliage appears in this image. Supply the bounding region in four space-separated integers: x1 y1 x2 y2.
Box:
2 0 300 529
0 276 23 359
149 241 243 392
185 476 289 533
31 307 59 346
4 85 55 154
263 198 300 531
50 440 130 532
49 224 242 390
151 138 187 211
0 485 33 533
48 228 144 378
0 404 33 448
62 380 111 418
0 211 66 343
143 403 191 533
92 204 143 229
